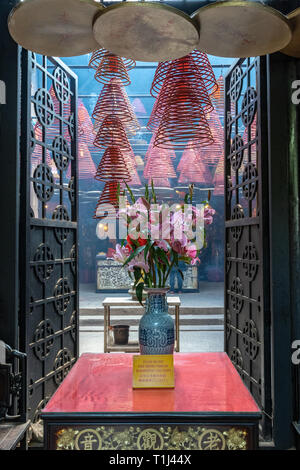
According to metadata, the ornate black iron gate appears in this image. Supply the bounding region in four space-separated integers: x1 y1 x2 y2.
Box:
224 57 272 438
19 52 79 422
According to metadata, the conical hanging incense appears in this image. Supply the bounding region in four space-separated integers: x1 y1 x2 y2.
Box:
178 147 212 184
77 100 95 144
93 80 140 136
93 115 131 150
119 83 141 135
92 79 132 127
94 51 131 86
89 48 136 72
154 81 214 150
143 147 176 180
124 151 141 187
93 181 122 219
144 133 176 163
94 146 131 182
66 141 96 180
147 61 213 132
196 109 224 167
211 75 225 117
150 50 218 98
213 151 225 196
93 145 131 218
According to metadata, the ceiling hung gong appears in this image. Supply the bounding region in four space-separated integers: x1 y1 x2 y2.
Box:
8 0 104 57
191 1 292 58
281 8 300 57
92 2 200 62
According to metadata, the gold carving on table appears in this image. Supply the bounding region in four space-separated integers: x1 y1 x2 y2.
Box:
137 428 164 450
223 429 248 450
55 425 249 450
56 428 77 450
198 429 226 450
74 429 102 450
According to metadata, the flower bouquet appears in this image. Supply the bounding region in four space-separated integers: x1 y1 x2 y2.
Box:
112 181 215 303
111 181 215 355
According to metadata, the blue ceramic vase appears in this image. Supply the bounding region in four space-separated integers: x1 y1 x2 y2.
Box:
139 287 175 355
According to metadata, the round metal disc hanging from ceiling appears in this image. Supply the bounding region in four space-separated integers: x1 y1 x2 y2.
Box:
191 1 292 58
92 2 200 62
280 8 300 57
8 0 104 57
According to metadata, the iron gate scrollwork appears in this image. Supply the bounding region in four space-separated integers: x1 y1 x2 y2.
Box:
20 53 78 421
224 57 272 438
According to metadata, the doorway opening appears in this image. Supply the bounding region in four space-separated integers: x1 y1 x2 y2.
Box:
51 54 235 354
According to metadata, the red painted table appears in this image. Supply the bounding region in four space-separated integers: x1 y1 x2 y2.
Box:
42 353 261 450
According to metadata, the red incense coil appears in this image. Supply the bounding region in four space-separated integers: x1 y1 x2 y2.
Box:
119 83 141 135
94 146 131 182
213 170 224 195
94 51 131 86
212 141 225 195
196 109 224 167
154 81 214 150
143 149 176 180
93 181 121 219
92 79 132 126
150 50 218 98
178 148 212 184
93 115 131 150
89 48 135 71
147 67 213 133
123 150 141 187
76 100 97 149
77 141 97 180
211 75 225 117
144 133 176 164
66 141 96 180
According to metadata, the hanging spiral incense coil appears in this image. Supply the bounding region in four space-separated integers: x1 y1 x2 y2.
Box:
154 81 214 150
89 48 136 71
94 146 131 182
143 150 176 180
124 151 141 187
94 51 131 86
119 83 141 135
211 75 225 117
150 50 218 98
197 109 224 167
93 181 121 219
178 147 212 184
92 79 132 128
93 115 131 150
147 67 213 132
144 133 176 163
66 141 96 180
92 82 140 136
76 100 97 149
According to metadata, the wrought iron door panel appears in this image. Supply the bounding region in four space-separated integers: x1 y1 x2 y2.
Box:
20 53 78 421
224 57 271 437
